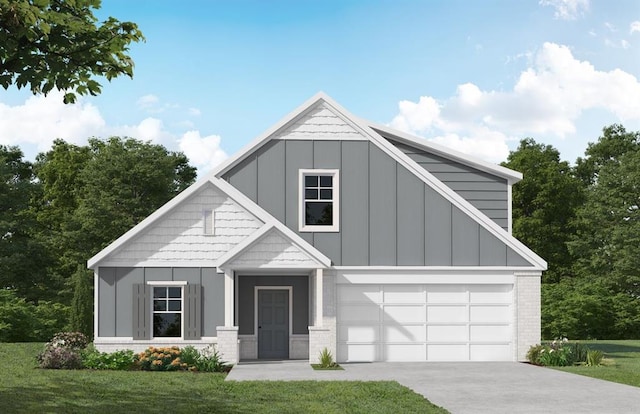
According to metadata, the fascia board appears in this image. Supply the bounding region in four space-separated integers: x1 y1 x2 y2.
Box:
369 122 523 184
210 92 334 179
87 175 216 269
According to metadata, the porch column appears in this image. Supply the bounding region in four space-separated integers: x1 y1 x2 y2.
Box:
315 268 323 326
217 269 239 364
224 269 234 326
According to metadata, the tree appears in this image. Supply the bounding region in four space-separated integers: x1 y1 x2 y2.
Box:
69 264 93 337
0 145 51 302
502 138 585 283
0 0 144 103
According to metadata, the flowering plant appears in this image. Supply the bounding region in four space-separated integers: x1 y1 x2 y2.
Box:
136 346 189 371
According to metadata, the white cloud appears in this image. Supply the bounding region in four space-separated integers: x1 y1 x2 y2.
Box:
0 92 225 176
631 21 640 34
188 107 202 116
0 91 105 151
390 42 640 162
604 22 616 32
178 131 228 175
539 0 589 20
136 94 159 109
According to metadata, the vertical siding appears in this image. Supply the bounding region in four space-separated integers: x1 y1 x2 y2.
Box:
387 138 510 231
98 267 224 338
257 141 286 222
369 144 397 265
224 138 532 268
425 185 452 265
229 156 258 202
341 141 369 265
397 167 425 265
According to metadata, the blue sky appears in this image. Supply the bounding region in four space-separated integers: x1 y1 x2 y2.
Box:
1 0 639 175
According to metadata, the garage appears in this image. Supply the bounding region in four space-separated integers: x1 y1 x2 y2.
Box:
337 283 513 362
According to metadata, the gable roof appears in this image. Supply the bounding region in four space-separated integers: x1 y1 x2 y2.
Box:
87 176 331 269
211 92 546 271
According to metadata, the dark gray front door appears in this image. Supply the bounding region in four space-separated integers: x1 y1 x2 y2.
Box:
258 289 289 359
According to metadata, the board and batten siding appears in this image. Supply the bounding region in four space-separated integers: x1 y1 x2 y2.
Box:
223 139 530 267
106 183 262 264
97 267 224 337
386 138 510 231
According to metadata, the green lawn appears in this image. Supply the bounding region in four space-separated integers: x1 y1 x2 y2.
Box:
552 340 640 387
0 343 447 414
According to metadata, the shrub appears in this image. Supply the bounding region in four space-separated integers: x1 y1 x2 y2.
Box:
37 331 89 369
82 346 137 370
318 347 337 368
586 349 604 366
526 344 545 365
137 346 188 371
38 346 83 369
196 344 230 373
527 339 591 367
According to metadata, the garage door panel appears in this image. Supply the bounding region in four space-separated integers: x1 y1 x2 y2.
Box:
384 344 426 361
428 305 467 322
470 305 510 323
470 325 511 342
384 325 426 342
426 285 467 303
469 285 511 303
338 285 381 303
340 304 380 322
428 344 468 361
338 325 379 342
384 285 424 303
428 325 468 342
470 344 511 361
338 344 378 362
337 283 513 362
383 305 426 323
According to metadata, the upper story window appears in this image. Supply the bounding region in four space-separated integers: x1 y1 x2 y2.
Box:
299 169 339 232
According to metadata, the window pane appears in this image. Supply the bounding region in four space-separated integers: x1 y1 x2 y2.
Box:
154 300 166 311
305 202 333 225
168 300 181 311
305 175 318 187
168 287 181 298
153 313 181 337
153 287 166 298
305 189 318 199
319 189 332 200
319 175 332 187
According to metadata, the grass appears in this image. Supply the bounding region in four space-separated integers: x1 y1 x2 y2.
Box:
311 363 344 370
551 340 640 388
0 343 448 414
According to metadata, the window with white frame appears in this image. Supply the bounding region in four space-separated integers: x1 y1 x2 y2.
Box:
299 169 339 232
152 286 182 337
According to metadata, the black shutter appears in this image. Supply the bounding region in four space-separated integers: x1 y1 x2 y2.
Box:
132 284 151 340
184 284 202 340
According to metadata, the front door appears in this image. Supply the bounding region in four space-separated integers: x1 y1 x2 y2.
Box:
257 289 289 359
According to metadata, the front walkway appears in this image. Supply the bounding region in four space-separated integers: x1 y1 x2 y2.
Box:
226 361 640 414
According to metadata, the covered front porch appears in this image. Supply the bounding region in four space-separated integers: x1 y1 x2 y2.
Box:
213 224 333 364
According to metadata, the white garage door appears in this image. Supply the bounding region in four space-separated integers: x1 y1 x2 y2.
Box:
337 284 513 362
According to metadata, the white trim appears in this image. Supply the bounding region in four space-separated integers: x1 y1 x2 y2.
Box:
146 280 188 286
224 270 234 326
254 286 294 354
203 209 214 235
93 270 99 340
337 272 515 285
333 266 538 272
96 260 219 268
149 284 185 340
368 122 523 183
315 268 323 326
298 169 340 232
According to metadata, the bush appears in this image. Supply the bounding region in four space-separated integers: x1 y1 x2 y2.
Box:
586 349 604 366
82 346 137 370
318 347 338 368
527 339 591 367
137 346 188 371
37 331 89 369
196 344 230 372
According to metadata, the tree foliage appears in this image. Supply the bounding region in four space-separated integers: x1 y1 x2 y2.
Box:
0 0 144 103
502 138 584 283
70 264 93 337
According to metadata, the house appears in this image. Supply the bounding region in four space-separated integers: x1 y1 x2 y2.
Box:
88 92 546 364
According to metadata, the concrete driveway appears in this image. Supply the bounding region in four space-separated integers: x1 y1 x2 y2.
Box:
226 361 640 414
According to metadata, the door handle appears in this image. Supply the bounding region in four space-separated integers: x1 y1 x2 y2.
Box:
258 326 262 329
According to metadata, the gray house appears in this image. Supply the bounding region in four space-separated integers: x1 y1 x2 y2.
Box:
88 93 546 363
